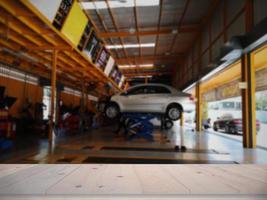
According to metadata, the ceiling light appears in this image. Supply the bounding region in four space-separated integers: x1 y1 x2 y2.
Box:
106 43 155 49
119 64 154 69
135 75 153 78
172 29 178 34
165 52 170 55
80 0 159 10
129 28 136 34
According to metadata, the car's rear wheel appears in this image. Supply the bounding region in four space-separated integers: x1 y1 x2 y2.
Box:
104 102 120 119
166 104 182 121
213 124 218 131
230 126 237 134
225 125 230 133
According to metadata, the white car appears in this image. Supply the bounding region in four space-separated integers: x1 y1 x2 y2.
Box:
104 83 195 121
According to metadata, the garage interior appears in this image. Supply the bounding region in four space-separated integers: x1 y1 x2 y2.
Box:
0 0 267 198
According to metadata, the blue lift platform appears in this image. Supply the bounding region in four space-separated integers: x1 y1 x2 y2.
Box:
121 112 173 142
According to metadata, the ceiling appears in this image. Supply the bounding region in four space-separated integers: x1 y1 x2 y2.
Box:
80 0 213 84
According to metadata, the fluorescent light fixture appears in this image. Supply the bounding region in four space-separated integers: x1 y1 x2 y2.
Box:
106 43 155 49
81 0 159 10
171 29 178 34
135 75 153 78
0 63 38 85
119 64 154 69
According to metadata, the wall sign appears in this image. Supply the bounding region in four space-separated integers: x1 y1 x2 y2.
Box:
78 21 93 51
52 0 73 30
96 48 109 71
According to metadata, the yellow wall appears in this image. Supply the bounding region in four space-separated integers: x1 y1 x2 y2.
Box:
61 1 88 46
0 76 43 117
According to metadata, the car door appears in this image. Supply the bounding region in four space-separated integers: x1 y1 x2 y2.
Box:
119 86 147 112
138 86 171 112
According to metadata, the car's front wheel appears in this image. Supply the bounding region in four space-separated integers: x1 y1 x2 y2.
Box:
166 104 182 121
104 102 120 119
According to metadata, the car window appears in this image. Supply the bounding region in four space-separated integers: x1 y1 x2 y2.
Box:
145 86 171 94
127 86 146 95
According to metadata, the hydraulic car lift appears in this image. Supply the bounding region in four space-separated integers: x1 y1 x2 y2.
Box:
122 112 173 141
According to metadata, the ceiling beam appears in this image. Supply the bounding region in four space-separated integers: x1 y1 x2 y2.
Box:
154 0 163 55
124 71 171 78
133 0 141 57
116 54 185 64
170 0 191 52
105 0 131 65
97 25 199 38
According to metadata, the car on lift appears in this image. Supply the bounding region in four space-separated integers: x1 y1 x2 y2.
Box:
103 83 195 121
213 113 260 134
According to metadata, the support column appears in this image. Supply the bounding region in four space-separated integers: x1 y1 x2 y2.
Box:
49 50 57 149
195 82 202 132
241 52 256 148
145 77 148 84
180 112 184 127
80 79 86 134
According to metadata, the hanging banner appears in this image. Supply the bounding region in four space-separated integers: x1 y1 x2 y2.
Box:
256 67 267 91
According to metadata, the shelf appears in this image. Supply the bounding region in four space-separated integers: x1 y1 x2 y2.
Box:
0 0 122 97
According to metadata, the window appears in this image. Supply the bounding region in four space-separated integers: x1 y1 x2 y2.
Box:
127 86 146 95
144 86 171 94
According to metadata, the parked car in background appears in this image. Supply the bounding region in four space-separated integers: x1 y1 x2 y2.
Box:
213 113 260 134
103 83 195 121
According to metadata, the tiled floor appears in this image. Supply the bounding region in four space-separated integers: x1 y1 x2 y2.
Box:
1 122 267 164
0 164 267 199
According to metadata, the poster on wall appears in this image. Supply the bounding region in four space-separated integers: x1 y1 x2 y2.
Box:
110 65 118 82
77 21 93 51
96 48 109 71
119 75 125 88
52 0 74 30
83 31 100 61
115 71 122 84
60 1 88 46
104 56 115 76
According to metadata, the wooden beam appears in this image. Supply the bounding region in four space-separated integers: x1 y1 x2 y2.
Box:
133 0 141 57
170 0 191 53
97 25 199 38
245 0 254 32
241 52 256 148
124 71 171 77
88 0 119 58
116 54 185 64
105 0 130 65
195 82 202 132
154 0 163 55
26 45 73 51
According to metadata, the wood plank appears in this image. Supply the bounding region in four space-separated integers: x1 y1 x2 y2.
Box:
0 165 78 195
